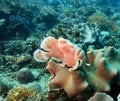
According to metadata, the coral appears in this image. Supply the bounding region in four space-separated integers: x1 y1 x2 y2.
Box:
86 46 119 91
112 13 120 21
46 18 105 47
17 54 32 65
0 19 5 27
0 79 9 97
17 55 25 64
88 92 114 101
86 46 120 92
39 6 58 22
46 85 69 101
0 97 5 101
79 23 104 46
100 31 111 41
118 94 120 101
46 60 88 97
34 37 120 99
0 0 12 14
9 15 30 29
6 85 41 101
88 12 118 32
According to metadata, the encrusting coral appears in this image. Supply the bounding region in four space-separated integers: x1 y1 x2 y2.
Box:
34 36 120 99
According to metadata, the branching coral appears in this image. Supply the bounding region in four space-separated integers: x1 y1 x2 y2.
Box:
6 85 41 101
34 36 120 99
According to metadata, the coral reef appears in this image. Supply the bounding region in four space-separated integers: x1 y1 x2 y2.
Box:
45 18 110 48
0 0 120 100
0 36 48 100
34 36 120 99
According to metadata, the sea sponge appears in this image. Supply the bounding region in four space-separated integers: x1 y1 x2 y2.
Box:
6 85 41 101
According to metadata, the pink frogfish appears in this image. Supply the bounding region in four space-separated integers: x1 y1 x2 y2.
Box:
34 36 84 71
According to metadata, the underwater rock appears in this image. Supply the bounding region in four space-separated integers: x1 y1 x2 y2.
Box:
16 68 34 84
